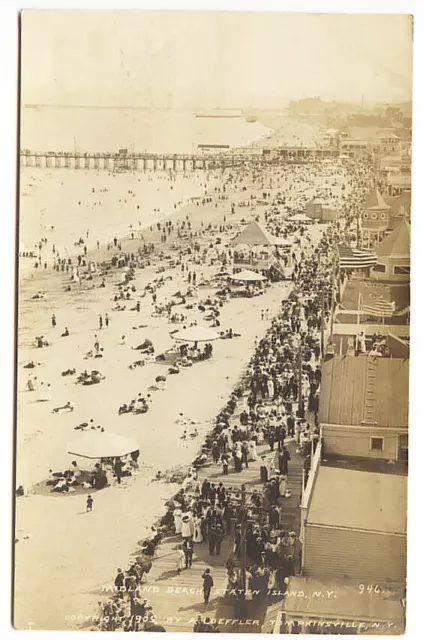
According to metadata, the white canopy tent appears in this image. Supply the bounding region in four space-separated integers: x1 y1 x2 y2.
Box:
67 432 139 459
232 269 267 282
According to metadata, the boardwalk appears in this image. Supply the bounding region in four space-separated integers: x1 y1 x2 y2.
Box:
119 433 305 633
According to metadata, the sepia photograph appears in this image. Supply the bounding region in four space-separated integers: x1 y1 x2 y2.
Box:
13 8 413 633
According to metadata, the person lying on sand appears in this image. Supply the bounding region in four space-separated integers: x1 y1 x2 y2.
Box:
61 368 76 376
132 340 154 354
52 401 75 414
129 359 145 370
168 365 180 374
220 328 241 339
74 418 95 431
23 361 41 369
77 370 104 385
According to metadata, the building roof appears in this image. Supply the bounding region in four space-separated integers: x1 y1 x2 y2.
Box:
307 466 407 534
376 219 410 259
232 220 287 246
364 189 390 211
379 132 400 140
389 191 411 218
319 355 409 428
284 576 405 624
387 215 408 232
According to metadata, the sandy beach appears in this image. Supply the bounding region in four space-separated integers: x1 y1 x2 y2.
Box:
15 159 347 629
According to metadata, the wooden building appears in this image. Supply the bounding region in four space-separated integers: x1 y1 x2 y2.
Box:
319 355 409 462
302 466 407 584
339 138 369 159
305 198 339 222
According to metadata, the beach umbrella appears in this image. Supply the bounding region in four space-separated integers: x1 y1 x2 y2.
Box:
232 269 267 282
288 213 312 223
172 325 220 343
67 432 139 459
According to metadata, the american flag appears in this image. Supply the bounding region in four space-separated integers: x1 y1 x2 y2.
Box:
362 298 396 317
338 245 378 269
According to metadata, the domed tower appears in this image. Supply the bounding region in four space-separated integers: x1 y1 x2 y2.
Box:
361 188 390 246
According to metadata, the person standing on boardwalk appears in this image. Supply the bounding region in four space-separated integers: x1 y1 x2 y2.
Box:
182 538 194 568
114 568 125 598
202 568 214 604
281 446 291 476
208 523 217 556
221 453 229 475
214 524 224 556
176 545 185 575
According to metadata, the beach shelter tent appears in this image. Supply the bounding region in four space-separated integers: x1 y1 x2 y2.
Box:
232 220 275 246
232 269 267 282
67 432 139 459
232 220 292 247
172 326 220 342
370 219 410 282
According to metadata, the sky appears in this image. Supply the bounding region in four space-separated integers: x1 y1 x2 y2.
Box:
20 10 413 109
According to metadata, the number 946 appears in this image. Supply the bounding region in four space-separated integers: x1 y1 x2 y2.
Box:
359 584 381 594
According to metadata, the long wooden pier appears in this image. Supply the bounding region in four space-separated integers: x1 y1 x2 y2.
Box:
20 147 340 172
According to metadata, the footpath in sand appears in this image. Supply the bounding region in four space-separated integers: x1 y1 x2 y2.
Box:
14 166 328 630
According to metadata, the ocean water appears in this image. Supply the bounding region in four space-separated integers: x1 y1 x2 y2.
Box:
20 106 273 154
19 168 222 261
19 107 273 270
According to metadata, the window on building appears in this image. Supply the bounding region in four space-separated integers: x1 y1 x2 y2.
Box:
394 265 410 275
398 434 408 462
371 437 384 451
372 264 386 273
